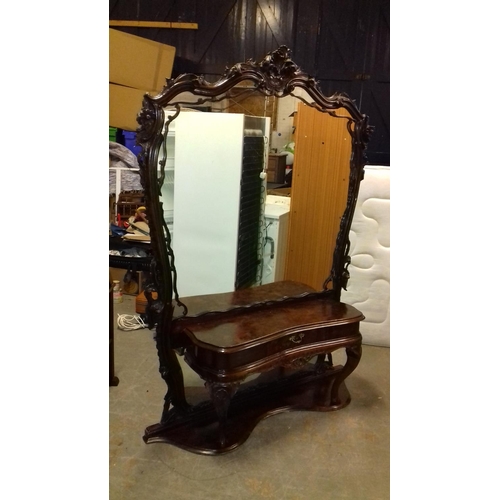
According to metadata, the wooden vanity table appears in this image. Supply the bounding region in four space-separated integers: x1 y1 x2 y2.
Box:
134 46 372 455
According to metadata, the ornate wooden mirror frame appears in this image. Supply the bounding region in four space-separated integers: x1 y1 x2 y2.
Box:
135 46 372 455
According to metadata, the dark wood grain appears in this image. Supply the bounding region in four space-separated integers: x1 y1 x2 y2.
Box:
143 364 355 455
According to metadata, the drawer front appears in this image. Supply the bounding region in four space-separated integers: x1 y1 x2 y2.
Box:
267 168 276 182
184 321 361 380
268 156 278 168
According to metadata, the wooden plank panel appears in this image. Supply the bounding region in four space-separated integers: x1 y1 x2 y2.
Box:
192 0 238 62
256 0 293 47
284 103 352 291
293 0 320 75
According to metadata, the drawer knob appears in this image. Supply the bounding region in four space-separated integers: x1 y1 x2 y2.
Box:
290 333 305 344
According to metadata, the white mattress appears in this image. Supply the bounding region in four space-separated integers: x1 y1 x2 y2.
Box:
341 165 390 347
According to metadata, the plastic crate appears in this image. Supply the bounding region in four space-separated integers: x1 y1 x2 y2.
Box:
109 127 118 142
122 131 142 156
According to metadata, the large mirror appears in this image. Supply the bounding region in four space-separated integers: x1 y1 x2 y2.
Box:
136 46 371 318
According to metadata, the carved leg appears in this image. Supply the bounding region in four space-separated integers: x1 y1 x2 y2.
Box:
331 343 362 406
312 353 333 405
206 382 239 447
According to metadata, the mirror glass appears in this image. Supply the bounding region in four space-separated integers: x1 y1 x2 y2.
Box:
154 85 353 297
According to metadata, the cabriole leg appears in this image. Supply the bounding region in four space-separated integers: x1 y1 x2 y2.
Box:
331 343 362 406
206 382 239 447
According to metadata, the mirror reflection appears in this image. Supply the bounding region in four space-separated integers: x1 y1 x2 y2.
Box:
153 88 353 297
110 83 354 300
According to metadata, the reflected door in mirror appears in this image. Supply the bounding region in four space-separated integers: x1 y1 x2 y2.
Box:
284 103 353 290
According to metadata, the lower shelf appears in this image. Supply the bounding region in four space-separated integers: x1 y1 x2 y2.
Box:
143 364 352 455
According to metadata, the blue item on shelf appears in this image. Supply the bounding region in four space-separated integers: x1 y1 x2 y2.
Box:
122 131 142 156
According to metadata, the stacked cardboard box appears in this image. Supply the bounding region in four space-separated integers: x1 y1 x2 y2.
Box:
109 28 176 131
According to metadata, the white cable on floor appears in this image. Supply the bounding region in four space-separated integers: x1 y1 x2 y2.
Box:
117 314 147 331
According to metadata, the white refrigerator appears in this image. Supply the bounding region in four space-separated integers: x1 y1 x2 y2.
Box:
162 111 270 297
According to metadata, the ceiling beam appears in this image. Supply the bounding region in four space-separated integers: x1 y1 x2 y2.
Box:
109 20 198 29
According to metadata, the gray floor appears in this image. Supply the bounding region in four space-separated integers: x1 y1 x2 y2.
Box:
110 294 390 500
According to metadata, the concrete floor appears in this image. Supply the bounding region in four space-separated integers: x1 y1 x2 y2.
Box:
110 294 390 500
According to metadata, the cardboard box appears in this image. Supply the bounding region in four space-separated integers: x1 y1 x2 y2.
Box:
109 28 175 92
109 83 151 131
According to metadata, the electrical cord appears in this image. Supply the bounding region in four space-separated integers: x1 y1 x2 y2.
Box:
116 314 147 331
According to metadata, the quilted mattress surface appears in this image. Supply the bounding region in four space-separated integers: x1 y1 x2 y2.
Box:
342 166 390 347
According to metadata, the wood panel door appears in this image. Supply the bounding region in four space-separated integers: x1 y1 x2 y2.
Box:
283 103 352 291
